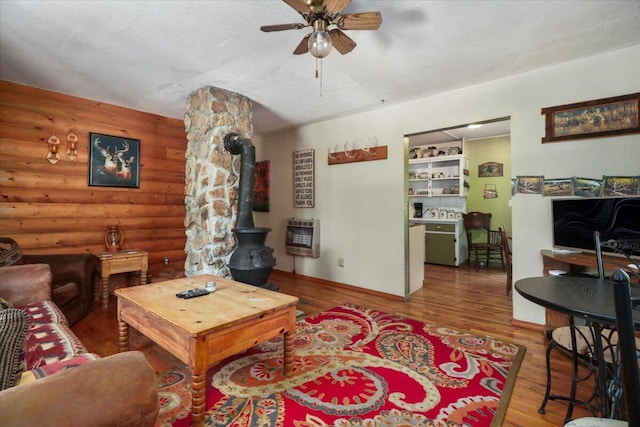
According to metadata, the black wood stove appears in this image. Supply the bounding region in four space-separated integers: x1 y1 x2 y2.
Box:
223 133 275 288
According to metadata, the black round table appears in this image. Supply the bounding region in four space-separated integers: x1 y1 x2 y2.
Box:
515 275 640 419
515 275 640 328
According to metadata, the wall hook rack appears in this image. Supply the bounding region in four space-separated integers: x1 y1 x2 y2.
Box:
328 141 388 166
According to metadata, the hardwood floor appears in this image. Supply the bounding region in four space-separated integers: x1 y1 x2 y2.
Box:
73 263 595 426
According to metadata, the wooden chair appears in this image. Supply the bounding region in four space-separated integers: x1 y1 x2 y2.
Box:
462 212 503 271
564 269 639 426
499 226 512 295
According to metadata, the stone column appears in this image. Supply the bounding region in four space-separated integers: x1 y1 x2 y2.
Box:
183 86 252 277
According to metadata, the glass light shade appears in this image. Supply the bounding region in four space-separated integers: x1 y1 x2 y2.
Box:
308 30 332 58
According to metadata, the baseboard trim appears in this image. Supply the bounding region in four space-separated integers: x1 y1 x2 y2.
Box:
511 318 544 332
270 269 404 302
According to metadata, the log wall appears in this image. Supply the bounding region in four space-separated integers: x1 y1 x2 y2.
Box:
0 80 187 274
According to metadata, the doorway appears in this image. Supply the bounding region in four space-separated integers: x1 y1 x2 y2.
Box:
404 117 511 297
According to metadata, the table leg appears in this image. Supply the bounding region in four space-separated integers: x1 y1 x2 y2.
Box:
140 269 148 285
101 276 110 309
191 370 206 426
283 330 295 376
283 307 296 376
118 320 129 353
591 323 609 418
93 275 100 303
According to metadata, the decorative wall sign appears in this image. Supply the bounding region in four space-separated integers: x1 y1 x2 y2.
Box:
478 162 503 177
293 149 314 208
89 133 140 188
253 160 270 212
543 178 573 197
483 184 498 199
541 93 640 143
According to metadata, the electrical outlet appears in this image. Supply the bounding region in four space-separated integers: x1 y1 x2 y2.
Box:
338 257 344 267
163 256 170 266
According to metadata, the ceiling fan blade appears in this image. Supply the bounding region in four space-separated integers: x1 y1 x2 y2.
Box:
293 34 310 55
329 29 356 54
261 23 306 32
338 11 382 30
323 0 351 15
283 0 310 14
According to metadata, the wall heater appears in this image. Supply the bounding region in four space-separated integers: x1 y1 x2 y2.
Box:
285 218 320 258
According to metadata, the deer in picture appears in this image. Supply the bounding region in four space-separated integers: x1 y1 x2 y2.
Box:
93 137 118 175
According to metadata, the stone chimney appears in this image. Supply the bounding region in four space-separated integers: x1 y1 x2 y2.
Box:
183 86 252 277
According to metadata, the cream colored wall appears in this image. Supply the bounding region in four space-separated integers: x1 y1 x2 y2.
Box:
257 45 640 322
258 110 407 295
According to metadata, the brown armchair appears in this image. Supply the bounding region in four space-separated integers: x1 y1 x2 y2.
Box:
0 238 95 325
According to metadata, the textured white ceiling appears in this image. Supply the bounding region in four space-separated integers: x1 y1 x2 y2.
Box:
1 1 639 135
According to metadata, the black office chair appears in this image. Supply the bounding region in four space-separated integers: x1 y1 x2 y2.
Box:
564 269 640 426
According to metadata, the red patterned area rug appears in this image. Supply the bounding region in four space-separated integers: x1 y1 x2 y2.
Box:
155 304 525 427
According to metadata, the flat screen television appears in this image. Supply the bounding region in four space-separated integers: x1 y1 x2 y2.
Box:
552 197 640 256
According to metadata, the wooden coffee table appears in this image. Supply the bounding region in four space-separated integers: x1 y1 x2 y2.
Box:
115 275 299 426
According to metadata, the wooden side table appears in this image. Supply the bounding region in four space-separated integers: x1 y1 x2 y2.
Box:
93 249 149 309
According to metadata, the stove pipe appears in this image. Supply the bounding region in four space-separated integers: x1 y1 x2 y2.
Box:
223 133 275 286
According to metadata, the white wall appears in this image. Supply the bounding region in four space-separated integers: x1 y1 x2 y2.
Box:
256 45 640 322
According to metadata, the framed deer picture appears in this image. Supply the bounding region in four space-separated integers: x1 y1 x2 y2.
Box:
89 133 140 188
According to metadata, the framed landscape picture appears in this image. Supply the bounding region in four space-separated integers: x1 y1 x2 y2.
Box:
516 176 543 194
573 177 602 197
89 133 140 188
543 178 573 197
602 176 639 196
541 93 640 143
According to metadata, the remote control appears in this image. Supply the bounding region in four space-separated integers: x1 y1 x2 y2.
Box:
176 288 210 299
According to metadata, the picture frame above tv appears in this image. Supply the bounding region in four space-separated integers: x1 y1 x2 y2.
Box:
541 93 640 143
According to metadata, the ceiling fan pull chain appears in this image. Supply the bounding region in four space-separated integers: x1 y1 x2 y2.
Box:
315 58 325 97
314 57 324 97
320 59 323 97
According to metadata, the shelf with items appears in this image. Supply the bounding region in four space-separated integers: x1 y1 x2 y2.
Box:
409 141 463 160
408 155 469 198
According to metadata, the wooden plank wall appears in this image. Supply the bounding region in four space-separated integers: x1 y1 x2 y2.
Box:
0 80 187 275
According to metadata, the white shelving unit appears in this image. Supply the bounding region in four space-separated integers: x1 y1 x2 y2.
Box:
408 142 469 267
408 154 469 200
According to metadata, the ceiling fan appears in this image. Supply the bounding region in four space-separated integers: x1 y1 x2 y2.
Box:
261 0 382 58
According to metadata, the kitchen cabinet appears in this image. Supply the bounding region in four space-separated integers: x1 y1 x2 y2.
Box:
411 219 468 267
408 154 469 199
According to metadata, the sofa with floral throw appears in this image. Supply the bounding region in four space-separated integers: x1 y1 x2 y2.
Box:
0 263 159 427
0 237 96 326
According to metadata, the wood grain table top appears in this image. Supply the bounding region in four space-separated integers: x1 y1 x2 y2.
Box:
114 274 299 336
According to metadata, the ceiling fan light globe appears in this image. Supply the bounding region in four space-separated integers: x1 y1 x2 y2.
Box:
308 30 332 58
